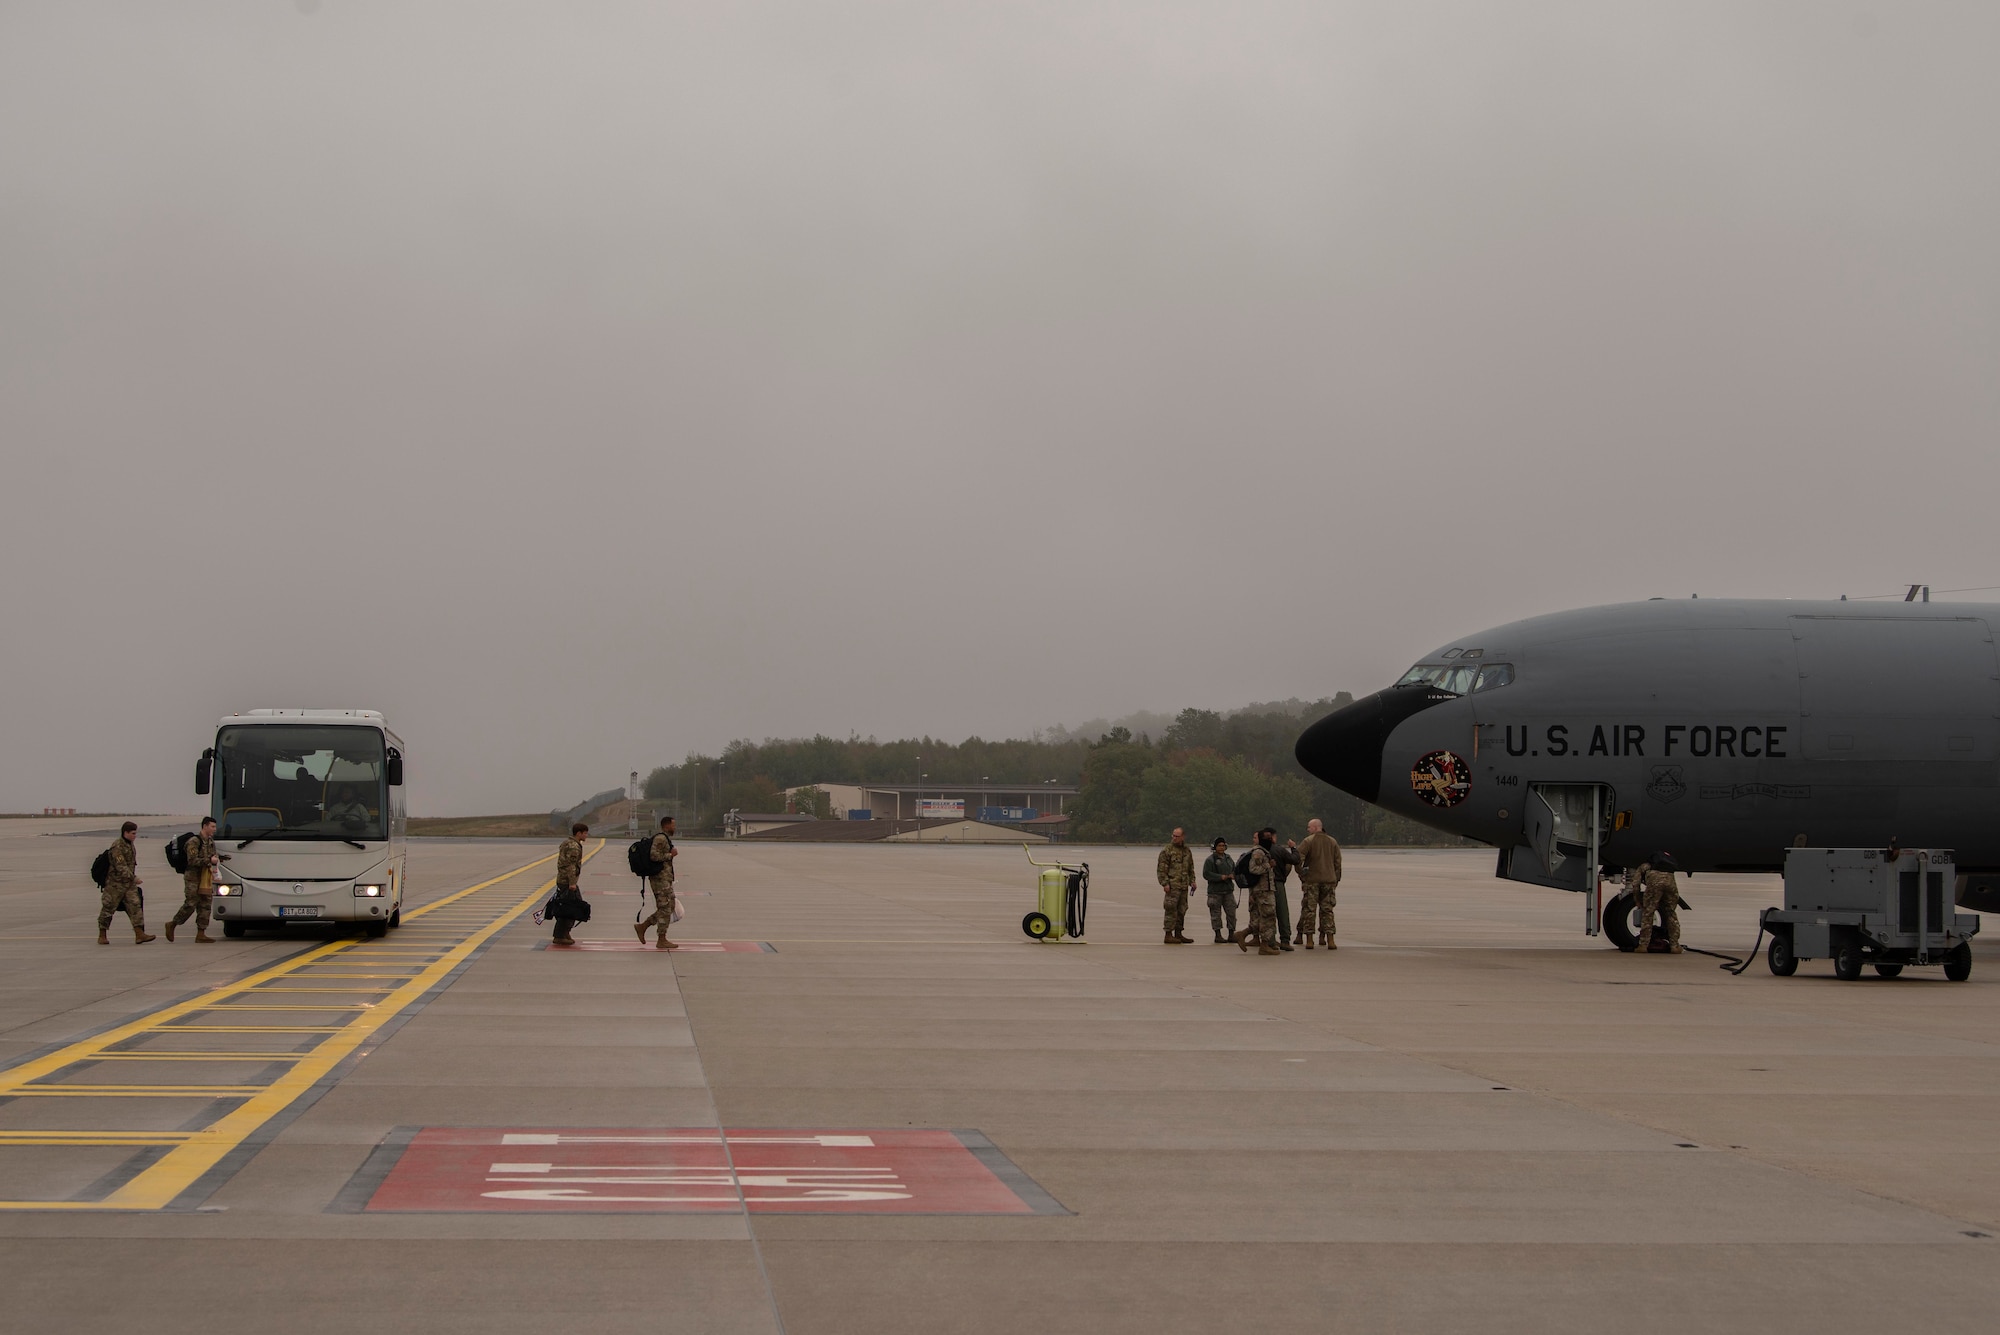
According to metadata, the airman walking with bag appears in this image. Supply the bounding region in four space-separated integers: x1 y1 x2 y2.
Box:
96 821 154 945
165 816 227 943
635 816 679 950
1231 828 1282 955
550 823 588 946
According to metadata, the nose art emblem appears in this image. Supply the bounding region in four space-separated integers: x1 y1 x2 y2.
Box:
1410 750 1473 808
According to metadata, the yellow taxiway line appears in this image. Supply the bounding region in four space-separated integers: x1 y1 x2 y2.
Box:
0 841 598 1211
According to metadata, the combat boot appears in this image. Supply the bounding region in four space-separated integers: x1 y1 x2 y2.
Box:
134 929 156 944
1668 944 1684 954
194 931 215 943
656 937 678 950
164 919 176 942
1303 936 1314 949
1232 928 1253 953
1164 931 1177 945
1212 931 1225 944
97 931 109 945
1257 944 1282 956
1174 932 1194 944
633 921 649 944
1279 941 1294 952
1322 934 1336 950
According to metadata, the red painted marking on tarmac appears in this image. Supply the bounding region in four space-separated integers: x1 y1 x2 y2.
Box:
364 1128 1034 1214
537 940 769 952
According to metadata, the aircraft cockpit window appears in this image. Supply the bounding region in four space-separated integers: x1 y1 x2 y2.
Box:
1472 663 1514 693
1397 663 1478 694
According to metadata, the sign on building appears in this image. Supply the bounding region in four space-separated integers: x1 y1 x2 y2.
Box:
917 798 965 820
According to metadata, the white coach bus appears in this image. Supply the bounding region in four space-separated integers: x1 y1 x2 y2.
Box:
196 708 408 938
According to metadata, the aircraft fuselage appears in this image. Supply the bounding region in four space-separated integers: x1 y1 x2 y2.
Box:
1295 599 2000 874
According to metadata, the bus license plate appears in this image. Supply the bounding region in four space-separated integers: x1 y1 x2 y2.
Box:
279 906 321 918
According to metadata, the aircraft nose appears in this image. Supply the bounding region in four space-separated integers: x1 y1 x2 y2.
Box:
1296 686 1458 804
1296 695 1393 803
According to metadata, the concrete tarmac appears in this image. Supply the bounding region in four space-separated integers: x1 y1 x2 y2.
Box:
3 818 1998 1332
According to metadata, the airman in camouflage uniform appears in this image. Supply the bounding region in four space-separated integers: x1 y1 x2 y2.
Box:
550 824 587 946
97 821 154 945
1232 831 1281 954
166 816 226 943
1156 829 1195 944
1633 856 1683 954
1202 838 1238 941
636 816 679 950
1295 818 1342 949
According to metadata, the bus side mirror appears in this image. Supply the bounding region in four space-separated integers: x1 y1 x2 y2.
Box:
195 749 213 796
386 748 404 787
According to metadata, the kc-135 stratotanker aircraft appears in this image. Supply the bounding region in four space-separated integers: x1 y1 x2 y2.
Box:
1295 597 2000 949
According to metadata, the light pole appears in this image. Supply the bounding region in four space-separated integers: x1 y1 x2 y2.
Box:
914 756 921 842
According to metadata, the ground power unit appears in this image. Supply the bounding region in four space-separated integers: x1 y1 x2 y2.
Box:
1762 848 1978 980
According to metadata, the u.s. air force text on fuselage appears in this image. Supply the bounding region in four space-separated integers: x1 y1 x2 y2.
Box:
1295 599 2000 876
1499 723 1790 759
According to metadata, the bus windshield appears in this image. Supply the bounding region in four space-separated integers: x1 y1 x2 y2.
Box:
213 725 387 842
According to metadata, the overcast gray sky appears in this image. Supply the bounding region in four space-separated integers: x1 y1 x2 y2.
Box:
4 2 1997 814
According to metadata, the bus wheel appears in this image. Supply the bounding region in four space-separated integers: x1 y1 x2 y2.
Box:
387 908 400 929
222 921 245 939
365 920 389 939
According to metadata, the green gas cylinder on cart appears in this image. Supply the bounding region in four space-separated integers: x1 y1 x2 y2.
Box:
1021 847 1087 942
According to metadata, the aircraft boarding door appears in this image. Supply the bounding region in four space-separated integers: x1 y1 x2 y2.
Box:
1501 783 1612 934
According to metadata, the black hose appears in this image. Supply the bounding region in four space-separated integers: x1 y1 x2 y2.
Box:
1680 924 1766 975
1065 865 1089 939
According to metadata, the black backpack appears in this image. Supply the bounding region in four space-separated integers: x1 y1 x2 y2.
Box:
627 837 664 878
90 848 112 888
164 832 195 874
1233 850 1258 890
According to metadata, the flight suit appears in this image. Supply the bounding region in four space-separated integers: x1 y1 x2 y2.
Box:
551 836 585 943
1268 842 1298 947
1156 842 1195 941
1202 851 1238 938
98 838 147 936
169 832 218 936
1296 830 1343 943
641 832 678 944
1245 845 1278 952
1634 863 1682 953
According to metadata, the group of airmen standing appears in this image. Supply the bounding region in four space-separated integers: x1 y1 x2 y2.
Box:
1155 820 1344 955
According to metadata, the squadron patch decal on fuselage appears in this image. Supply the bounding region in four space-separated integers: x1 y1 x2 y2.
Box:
1411 750 1472 808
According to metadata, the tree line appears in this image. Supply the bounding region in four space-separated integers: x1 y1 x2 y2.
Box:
640 699 1469 846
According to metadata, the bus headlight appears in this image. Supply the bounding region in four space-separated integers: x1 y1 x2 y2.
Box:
355 884 384 897
214 883 236 897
